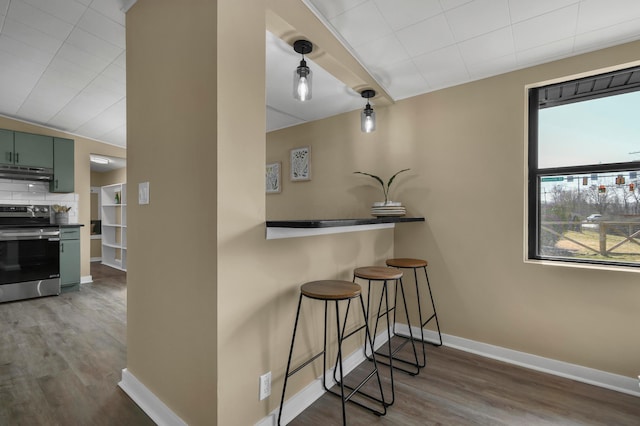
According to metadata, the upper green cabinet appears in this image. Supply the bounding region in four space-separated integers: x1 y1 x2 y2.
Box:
0 131 53 168
50 138 74 193
0 129 74 192
0 130 13 164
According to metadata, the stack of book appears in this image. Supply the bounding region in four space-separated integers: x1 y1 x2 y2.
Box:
371 202 406 217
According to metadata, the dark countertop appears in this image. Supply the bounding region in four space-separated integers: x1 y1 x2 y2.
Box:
266 217 424 228
0 223 84 228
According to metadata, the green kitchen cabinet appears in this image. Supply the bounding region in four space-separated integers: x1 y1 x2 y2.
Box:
13 132 54 168
50 138 74 193
0 129 13 165
60 227 81 293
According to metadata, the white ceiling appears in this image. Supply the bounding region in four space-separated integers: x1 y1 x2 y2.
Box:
2 0 640 143
0 0 127 146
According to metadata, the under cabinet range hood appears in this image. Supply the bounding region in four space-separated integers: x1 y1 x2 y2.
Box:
0 165 54 181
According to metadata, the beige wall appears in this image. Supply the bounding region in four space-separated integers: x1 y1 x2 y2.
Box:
90 168 126 188
127 0 219 424
126 1 395 425
0 116 126 278
268 42 640 382
126 2 640 425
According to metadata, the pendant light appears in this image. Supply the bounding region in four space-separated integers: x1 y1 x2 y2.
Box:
360 89 376 133
293 40 313 101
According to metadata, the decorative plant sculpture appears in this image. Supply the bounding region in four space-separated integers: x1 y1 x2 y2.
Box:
51 204 72 213
353 168 410 204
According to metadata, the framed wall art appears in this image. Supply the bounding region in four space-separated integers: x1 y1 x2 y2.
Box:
266 162 281 194
290 146 311 181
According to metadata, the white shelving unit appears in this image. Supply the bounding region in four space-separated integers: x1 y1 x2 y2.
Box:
101 183 127 271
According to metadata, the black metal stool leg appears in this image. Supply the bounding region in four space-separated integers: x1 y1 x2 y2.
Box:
422 266 443 346
384 277 420 375
327 296 387 417
363 279 395 406
334 300 347 425
278 293 304 426
412 266 427 365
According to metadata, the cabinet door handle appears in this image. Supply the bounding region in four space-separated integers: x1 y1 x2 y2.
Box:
55 179 58 189
15 152 19 163
61 242 64 253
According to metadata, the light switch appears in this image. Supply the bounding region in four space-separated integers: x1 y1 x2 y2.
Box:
138 182 149 205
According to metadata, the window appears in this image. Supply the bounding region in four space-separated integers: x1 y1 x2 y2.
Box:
528 66 640 267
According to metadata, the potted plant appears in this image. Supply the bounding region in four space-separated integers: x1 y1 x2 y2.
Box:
52 204 72 224
353 168 410 205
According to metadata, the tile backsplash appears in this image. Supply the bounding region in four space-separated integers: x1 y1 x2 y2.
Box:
0 179 79 223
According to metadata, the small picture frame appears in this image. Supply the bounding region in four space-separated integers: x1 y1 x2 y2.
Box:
290 146 311 181
266 162 281 194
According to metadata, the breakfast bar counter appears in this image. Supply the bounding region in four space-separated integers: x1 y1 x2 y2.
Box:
266 217 424 239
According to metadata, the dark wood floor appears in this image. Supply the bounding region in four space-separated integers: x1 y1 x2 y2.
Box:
0 263 153 426
3 267 639 425
290 339 640 425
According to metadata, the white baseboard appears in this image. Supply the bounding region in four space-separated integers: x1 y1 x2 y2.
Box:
258 325 639 425
119 368 187 426
120 325 638 426
81 275 92 284
256 328 391 426
393 324 640 398
90 257 102 262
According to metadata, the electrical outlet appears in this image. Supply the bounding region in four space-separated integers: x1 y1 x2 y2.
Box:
259 372 271 400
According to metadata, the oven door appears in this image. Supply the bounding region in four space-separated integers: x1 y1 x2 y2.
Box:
0 228 60 285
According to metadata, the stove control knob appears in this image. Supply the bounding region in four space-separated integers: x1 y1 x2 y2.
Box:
41 206 48 213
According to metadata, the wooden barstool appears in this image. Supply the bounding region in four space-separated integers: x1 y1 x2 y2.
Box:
386 258 442 369
353 266 421 404
278 280 386 426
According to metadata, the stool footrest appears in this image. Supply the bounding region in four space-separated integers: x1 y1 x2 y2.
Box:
376 333 427 375
329 368 388 414
421 313 437 327
288 350 324 378
342 324 367 341
369 356 419 376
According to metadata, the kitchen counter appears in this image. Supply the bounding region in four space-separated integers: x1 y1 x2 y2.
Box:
266 217 424 239
0 223 84 228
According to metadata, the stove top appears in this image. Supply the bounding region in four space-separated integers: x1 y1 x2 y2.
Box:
0 204 51 226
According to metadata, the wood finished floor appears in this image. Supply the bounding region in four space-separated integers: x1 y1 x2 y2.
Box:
289 338 640 425
3 266 639 425
0 263 153 426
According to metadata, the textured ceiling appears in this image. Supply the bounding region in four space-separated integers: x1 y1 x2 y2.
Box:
1 0 640 144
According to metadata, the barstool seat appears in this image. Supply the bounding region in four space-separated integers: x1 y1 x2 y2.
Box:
386 257 442 371
386 258 427 268
353 266 403 280
301 280 361 300
278 280 386 425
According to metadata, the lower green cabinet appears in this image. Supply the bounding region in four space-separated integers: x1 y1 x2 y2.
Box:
60 227 81 293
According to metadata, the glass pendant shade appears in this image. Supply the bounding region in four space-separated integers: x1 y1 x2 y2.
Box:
361 103 376 133
294 60 312 101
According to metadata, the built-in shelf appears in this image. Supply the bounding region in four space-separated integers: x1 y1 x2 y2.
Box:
266 217 424 240
101 183 127 271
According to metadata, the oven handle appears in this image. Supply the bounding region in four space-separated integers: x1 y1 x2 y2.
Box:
0 230 61 240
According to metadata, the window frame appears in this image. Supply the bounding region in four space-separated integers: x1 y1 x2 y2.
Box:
527 66 640 268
